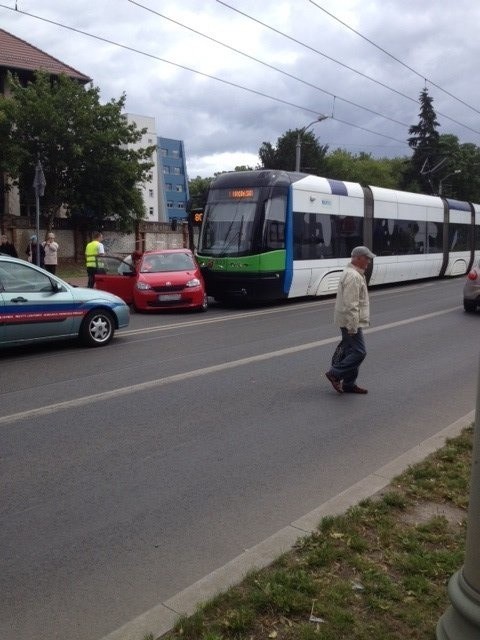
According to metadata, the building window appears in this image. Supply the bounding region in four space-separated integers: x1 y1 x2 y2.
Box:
177 202 185 209
175 184 183 192
149 207 154 216
165 183 173 191
148 138 153 144
160 148 167 157
149 189 154 198
173 167 181 175
167 201 174 208
171 149 179 158
163 166 170 174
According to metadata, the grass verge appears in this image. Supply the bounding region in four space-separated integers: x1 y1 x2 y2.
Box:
155 427 473 640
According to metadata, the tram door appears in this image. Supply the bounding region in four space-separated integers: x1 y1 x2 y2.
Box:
290 212 331 297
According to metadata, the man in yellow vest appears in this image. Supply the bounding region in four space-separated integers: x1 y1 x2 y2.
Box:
85 231 105 288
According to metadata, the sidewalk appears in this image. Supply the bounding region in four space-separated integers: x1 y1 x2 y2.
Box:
64 276 88 287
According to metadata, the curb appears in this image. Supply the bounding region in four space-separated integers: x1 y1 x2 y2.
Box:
100 410 475 640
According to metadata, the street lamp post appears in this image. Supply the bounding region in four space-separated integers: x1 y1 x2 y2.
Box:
295 115 328 172
438 169 461 196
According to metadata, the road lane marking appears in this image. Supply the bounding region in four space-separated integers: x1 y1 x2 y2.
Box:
121 301 331 336
121 279 454 337
0 306 460 427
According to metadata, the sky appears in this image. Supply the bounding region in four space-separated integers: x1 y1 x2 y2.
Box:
1 0 480 178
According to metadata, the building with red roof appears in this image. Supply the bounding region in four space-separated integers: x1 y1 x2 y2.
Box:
0 28 91 92
0 28 91 220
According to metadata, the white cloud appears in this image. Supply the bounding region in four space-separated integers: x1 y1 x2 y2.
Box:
2 0 480 178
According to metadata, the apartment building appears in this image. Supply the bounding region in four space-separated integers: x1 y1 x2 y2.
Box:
125 116 189 223
125 113 160 221
157 137 189 223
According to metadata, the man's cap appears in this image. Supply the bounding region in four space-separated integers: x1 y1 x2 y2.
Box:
351 245 375 259
30 235 37 241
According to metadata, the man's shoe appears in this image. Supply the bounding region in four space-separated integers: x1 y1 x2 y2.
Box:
343 385 368 394
325 371 343 394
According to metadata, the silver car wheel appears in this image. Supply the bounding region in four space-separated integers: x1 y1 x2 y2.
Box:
81 310 115 346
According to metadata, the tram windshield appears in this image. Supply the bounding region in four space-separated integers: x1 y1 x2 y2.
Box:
199 193 258 257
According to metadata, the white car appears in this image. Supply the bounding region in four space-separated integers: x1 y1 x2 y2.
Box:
464 259 480 313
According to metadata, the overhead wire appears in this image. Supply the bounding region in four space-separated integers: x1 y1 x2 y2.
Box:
128 0 409 128
216 0 480 136
0 2 409 146
308 0 480 116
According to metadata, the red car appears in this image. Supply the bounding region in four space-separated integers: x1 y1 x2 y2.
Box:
94 249 208 312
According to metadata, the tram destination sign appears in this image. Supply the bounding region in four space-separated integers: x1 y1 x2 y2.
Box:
228 188 254 199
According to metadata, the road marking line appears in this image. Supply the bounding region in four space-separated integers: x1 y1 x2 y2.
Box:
0 306 459 427
121 300 331 336
122 279 453 337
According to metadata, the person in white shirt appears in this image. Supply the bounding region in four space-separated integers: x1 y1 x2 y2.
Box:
42 232 59 274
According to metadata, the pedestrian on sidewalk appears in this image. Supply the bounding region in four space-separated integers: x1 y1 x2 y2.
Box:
325 245 375 395
26 235 45 268
42 232 59 274
85 231 105 288
0 234 18 257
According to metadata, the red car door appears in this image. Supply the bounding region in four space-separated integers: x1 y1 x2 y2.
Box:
94 257 136 304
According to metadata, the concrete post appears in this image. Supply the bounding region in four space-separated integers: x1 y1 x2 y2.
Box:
437 355 480 639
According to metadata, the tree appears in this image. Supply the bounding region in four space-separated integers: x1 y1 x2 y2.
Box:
259 129 328 174
404 87 441 193
188 175 213 210
324 149 406 188
435 134 480 201
0 72 155 230
233 165 254 172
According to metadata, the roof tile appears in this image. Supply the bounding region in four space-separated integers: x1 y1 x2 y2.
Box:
0 28 91 82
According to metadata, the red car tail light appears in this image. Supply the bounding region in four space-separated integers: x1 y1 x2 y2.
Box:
467 271 478 280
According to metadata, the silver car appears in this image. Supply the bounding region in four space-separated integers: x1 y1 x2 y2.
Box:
0 255 130 347
464 258 480 312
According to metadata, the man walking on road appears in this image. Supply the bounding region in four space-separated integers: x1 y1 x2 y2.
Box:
325 245 375 394
85 231 105 288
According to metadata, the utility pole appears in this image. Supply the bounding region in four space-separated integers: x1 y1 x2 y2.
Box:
32 156 46 266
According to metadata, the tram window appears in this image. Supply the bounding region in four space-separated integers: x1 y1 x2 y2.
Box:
449 223 471 251
293 212 362 259
334 216 363 257
393 220 422 254
373 219 393 255
476 226 480 250
263 195 286 250
200 201 257 255
425 222 443 253
373 218 443 255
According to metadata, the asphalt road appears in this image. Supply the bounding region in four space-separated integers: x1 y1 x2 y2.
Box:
1 277 478 640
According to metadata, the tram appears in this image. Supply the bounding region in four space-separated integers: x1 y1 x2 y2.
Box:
196 170 480 302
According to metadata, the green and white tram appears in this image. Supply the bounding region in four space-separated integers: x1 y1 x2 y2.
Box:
196 170 480 303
